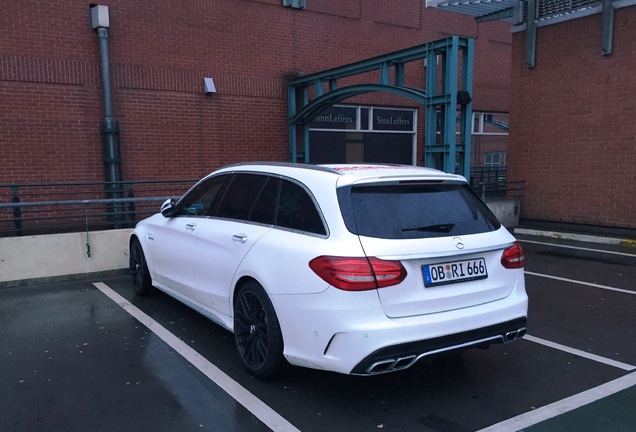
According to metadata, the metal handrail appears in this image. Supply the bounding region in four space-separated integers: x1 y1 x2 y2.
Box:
0 179 198 188
0 196 168 209
0 197 172 237
1 176 523 237
0 179 196 237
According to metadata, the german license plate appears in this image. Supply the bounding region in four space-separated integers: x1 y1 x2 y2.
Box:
422 258 488 287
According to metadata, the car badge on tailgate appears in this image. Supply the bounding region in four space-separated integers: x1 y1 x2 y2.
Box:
453 237 464 250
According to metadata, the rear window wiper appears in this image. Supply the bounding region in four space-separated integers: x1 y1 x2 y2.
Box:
402 223 455 233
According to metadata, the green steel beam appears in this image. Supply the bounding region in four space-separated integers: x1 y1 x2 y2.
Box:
461 39 474 180
424 52 438 170
289 37 470 86
395 62 405 86
289 84 428 125
445 39 459 174
380 62 390 85
302 123 309 163
315 79 324 96
288 84 297 162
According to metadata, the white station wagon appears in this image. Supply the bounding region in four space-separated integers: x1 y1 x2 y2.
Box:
130 163 527 378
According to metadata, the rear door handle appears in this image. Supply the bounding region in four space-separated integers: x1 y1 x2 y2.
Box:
232 234 248 243
185 223 197 231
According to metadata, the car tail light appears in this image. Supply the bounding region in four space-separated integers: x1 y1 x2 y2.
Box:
308 256 407 291
501 242 525 269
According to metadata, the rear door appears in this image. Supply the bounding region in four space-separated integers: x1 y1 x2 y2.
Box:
192 174 276 316
344 182 518 318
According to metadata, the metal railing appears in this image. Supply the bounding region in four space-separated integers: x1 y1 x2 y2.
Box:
469 166 524 201
1 173 523 238
0 180 197 237
470 166 507 198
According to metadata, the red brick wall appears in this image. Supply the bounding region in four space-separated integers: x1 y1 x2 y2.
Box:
1 0 511 185
508 6 636 229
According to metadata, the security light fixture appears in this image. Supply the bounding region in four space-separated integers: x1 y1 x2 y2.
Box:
283 0 306 9
90 5 109 29
203 77 217 95
457 90 472 106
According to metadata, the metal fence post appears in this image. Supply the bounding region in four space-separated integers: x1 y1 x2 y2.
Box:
11 187 23 236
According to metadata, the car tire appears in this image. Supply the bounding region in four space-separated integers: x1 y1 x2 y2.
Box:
233 281 285 379
130 238 154 296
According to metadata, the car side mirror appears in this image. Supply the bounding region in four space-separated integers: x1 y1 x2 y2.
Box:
160 198 177 218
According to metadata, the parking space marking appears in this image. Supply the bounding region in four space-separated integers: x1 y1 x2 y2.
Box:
475 371 636 432
525 271 635 296
519 239 636 258
93 282 301 432
524 335 636 371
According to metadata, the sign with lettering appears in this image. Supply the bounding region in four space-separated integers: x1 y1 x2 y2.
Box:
310 106 357 130
373 109 414 132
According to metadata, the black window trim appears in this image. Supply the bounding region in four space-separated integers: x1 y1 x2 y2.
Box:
174 170 330 238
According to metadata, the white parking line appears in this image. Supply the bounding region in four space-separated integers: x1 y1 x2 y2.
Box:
519 239 636 258
525 271 636 296
524 335 636 371
481 235 636 431
476 371 636 432
93 282 301 432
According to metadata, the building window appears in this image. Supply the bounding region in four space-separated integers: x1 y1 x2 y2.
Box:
484 151 507 167
471 111 509 169
309 105 417 165
472 112 509 135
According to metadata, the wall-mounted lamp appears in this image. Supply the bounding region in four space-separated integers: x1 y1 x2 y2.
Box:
203 77 217 95
456 90 472 106
90 5 110 29
283 0 306 9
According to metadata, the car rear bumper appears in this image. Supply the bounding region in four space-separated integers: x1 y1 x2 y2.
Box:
350 317 527 375
273 282 528 375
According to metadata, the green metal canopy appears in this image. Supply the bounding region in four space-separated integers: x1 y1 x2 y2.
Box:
287 36 474 179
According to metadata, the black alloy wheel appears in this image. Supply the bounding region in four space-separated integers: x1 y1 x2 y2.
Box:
234 281 285 379
130 238 154 296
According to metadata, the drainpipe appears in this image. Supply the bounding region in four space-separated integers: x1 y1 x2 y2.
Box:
91 5 123 226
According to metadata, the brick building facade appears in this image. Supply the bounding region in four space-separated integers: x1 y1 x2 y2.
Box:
507 5 635 229
1 0 510 187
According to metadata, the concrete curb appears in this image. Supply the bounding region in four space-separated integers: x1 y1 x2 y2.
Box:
514 228 636 248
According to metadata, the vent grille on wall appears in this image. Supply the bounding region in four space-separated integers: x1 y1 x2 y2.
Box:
522 0 600 22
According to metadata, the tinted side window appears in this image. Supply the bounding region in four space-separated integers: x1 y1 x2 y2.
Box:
249 177 280 225
344 183 500 239
178 174 230 217
216 174 269 221
277 180 326 235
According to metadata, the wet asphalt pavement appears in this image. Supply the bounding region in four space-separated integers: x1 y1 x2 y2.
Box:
1 233 635 431
1 281 268 432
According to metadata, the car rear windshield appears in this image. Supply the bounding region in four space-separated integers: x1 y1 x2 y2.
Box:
338 182 501 239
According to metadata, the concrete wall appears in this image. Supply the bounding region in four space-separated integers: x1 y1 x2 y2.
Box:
486 198 520 229
0 229 132 286
0 199 519 285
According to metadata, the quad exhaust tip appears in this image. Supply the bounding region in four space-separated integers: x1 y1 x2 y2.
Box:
505 327 527 343
364 327 527 375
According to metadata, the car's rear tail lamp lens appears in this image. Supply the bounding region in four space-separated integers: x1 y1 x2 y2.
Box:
308 256 407 291
501 242 525 269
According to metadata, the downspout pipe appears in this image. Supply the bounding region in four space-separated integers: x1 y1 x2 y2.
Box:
91 5 123 226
